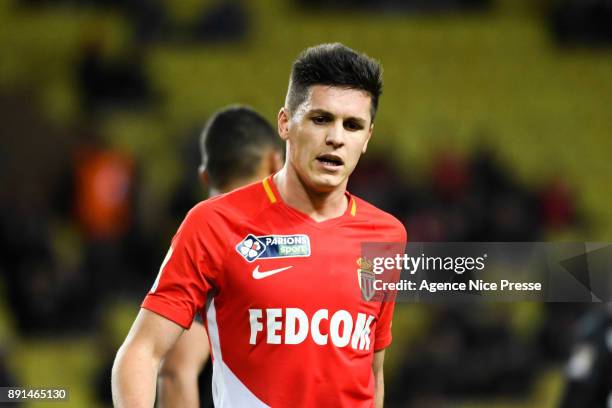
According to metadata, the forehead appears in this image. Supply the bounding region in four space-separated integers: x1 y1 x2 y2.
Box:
302 85 372 122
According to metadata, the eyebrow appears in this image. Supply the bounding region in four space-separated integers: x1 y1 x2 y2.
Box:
308 109 368 127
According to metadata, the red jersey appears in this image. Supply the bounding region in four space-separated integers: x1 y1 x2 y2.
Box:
143 176 406 407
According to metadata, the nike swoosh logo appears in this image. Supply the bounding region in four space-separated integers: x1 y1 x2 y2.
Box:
252 265 293 280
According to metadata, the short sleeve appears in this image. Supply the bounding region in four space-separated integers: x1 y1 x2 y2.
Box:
373 223 407 351
142 204 221 329
374 299 395 351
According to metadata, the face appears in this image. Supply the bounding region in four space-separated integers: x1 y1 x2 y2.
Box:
278 85 373 193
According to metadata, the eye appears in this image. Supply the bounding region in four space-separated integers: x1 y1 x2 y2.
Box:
312 116 329 125
344 120 363 131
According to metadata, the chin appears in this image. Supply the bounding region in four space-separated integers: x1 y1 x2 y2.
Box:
309 174 344 192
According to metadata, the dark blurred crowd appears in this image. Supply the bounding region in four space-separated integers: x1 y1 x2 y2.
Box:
19 0 250 45
18 0 612 47
350 146 580 242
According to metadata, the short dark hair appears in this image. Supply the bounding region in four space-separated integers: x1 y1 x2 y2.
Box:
285 43 383 121
200 105 281 189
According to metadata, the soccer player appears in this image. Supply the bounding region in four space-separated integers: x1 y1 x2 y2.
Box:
158 105 283 407
112 43 407 407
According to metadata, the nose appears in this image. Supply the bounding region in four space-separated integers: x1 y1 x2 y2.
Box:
325 121 345 148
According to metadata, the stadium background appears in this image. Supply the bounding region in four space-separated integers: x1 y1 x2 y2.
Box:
0 0 611 406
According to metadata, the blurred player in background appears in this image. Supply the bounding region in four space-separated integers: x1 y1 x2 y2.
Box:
112 43 406 407
158 105 283 407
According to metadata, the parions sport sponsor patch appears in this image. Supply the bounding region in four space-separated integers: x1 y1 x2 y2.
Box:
236 234 311 262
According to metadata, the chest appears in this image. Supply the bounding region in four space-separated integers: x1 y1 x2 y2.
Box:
216 220 378 313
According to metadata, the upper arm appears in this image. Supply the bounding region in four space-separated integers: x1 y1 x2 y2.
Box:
142 204 223 329
112 309 185 408
160 320 210 375
121 308 185 359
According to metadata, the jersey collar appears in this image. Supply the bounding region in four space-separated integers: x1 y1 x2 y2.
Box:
262 175 357 228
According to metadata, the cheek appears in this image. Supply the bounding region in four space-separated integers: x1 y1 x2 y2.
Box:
345 141 367 169
289 139 312 168
293 132 317 156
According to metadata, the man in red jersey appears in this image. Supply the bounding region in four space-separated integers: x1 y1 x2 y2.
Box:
158 105 283 408
112 43 407 408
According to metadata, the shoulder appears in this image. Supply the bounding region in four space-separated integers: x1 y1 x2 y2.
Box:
351 195 407 242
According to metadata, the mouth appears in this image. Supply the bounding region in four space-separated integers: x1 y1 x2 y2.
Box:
316 154 344 167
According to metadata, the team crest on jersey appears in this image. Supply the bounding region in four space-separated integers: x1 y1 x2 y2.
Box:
236 234 311 262
357 257 377 301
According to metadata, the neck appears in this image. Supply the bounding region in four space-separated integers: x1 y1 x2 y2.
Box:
211 176 260 197
273 165 348 222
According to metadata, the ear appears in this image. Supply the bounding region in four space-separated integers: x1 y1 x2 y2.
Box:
361 123 374 154
278 107 290 141
198 165 209 188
